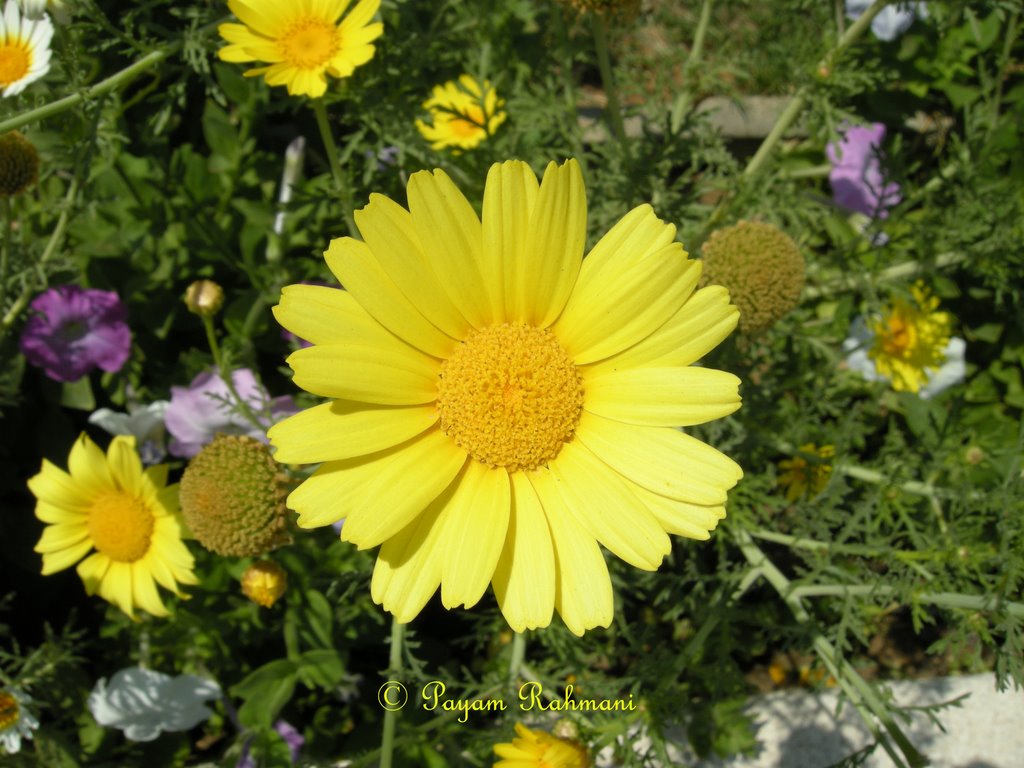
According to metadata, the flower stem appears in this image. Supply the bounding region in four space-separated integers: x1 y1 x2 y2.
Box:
379 618 405 768
670 0 714 132
200 314 265 433
590 14 627 145
311 99 358 237
0 197 12 310
508 631 527 687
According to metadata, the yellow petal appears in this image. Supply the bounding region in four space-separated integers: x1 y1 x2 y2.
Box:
482 160 539 323
529 469 613 636
68 432 114 494
286 338 439 405
40 538 93 575
355 193 471 339
34 522 90 554
97 561 136 618
630 484 727 540
227 0 287 37
555 246 699 365
544 440 670 570
522 160 586 326
438 462 511 610
34 500 86 524
325 237 457 357
588 285 739 375
27 460 92 511
575 411 741 505
583 366 741 427
370 500 447 623
274 284 378 346
492 472 555 632
76 552 111 593
407 169 491 328
337 0 380 32
131 563 169 617
268 400 438 464
106 436 143 496
289 429 465 547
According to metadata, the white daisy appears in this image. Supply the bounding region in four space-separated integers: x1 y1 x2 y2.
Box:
0 0 53 97
0 687 40 754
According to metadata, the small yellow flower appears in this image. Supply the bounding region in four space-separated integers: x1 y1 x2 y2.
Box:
29 433 197 618
867 283 952 393
416 74 507 152
777 443 834 502
494 723 590 768
217 0 383 99
241 559 287 607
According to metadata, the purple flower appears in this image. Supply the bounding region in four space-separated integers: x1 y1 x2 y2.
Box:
236 720 304 768
826 123 902 219
165 368 297 458
19 286 131 382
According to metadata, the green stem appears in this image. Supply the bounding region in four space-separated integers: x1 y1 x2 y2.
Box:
200 314 265 432
671 0 714 132
781 163 833 179
0 47 178 134
790 584 1024 618
508 631 527 687
379 619 405 768
311 99 357 237
734 527 927 768
803 250 967 300
590 14 627 145
0 197 11 310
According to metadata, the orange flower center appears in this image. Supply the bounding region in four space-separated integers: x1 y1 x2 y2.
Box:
437 322 583 471
879 311 916 357
449 105 485 138
0 43 31 87
88 491 155 562
277 16 340 70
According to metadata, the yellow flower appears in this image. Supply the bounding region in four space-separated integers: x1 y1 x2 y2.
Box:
494 723 590 767
217 0 383 99
241 559 288 607
29 433 197 618
777 443 834 502
867 283 952 393
270 159 743 636
0 0 53 97
416 74 507 152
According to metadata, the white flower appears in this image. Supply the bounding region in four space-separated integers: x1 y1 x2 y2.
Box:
842 317 966 399
845 1 926 42
88 668 220 742
0 0 53 97
16 0 66 23
0 687 40 754
88 401 170 465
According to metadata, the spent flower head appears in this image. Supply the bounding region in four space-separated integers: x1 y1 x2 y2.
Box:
0 130 39 196
270 158 742 635
179 435 291 557
699 220 805 333
29 433 197 618
19 285 132 382
416 75 507 153
218 0 383 98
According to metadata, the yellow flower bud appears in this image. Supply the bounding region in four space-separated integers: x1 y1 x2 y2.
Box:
184 280 225 317
241 560 288 608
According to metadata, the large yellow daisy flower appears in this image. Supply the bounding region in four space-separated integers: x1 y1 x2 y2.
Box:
0 0 53 98
29 433 198 619
416 74 508 152
270 158 743 635
217 0 383 99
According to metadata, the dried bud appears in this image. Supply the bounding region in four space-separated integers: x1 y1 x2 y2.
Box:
241 560 288 607
184 280 224 317
965 446 984 465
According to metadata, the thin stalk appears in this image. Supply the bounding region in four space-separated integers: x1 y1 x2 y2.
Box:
508 631 527 687
734 527 927 768
789 584 1024 618
803 250 967 300
590 14 627 145
0 197 11 310
687 0 713 69
671 0 714 132
989 8 1021 135
311 99 358 237
200 314 265 432
379 619 405 768
781 163 832 179
0 47 177 134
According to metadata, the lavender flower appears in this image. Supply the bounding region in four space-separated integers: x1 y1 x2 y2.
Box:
846 1 926 42
19 286 131 382
164 369 297 458
826 123 902 219
236 720 304 768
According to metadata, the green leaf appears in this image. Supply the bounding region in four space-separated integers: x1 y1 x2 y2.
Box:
297 648 346 689
60 377 95 411
232 659 299 729
303 589 334 649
